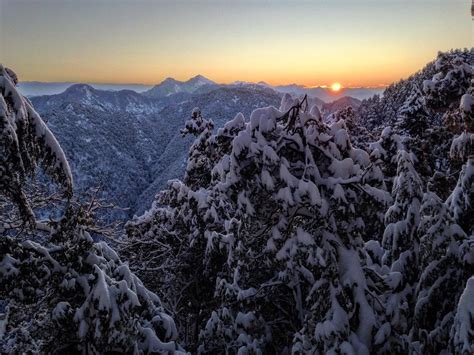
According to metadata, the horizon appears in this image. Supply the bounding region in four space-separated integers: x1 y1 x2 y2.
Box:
18 73 389 89
16 73 387 101
1 0 472 87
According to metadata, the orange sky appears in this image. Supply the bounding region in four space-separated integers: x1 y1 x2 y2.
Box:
1 0 472 87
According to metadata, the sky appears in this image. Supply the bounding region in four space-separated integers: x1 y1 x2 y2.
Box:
0 0 472 87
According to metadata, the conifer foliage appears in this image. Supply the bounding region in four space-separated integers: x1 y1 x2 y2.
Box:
0 65 72 224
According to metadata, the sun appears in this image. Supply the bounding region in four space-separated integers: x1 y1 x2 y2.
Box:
331 82 342 92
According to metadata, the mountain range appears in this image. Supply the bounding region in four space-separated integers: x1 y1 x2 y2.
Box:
20 75 383 101
18 81 153 97
29 75 367 221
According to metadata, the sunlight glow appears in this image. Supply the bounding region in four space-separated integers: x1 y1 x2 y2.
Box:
331 83 342 92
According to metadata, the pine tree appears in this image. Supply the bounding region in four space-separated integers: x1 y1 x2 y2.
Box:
447 157 474 235
395 86 430 138
358 94 383 130
180 107 216 189
378 150 423 353
417 192 465 269
450 276 474 355
410 190 471 354
382 150 423 263
0 64 72 225
449 94 474 162
423 50 473 110
368 127 404 189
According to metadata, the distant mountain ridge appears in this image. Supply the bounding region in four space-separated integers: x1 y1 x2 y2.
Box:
274 84 383 101
32 84 164 115
18 81 154 96
19 75 383 102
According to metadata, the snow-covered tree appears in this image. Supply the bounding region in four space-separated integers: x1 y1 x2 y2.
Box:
1 209 184 354
0 66 183 353
417 192 465 269
375 150 423 353
450 276 474 355
447 157 474 235
0 64 72 225
199 97 392 353
358 94 384 130
423 50 473 110
332 106 374 150
180 108 216 189
368 127 404 191
460 92 474 131
382 150 423 265
126 94 392 353
395 87 430 138
449 95 474 163
410 189 472 354
123 108 247 350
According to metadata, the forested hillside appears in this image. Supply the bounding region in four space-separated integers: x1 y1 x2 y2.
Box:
31 84 282 220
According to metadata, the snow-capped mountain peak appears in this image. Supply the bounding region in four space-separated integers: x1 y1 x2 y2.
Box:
64 83 96 95
162 77 180 83
187 74 214 87
144 75 217 98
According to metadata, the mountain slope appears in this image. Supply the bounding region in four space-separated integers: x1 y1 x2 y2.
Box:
31 84 281 220
30 100 168 220
322 96 361 117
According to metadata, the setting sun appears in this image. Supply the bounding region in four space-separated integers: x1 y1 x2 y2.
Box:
331 82 342 92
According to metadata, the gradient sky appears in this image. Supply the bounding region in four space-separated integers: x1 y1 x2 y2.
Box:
0 0 472 87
